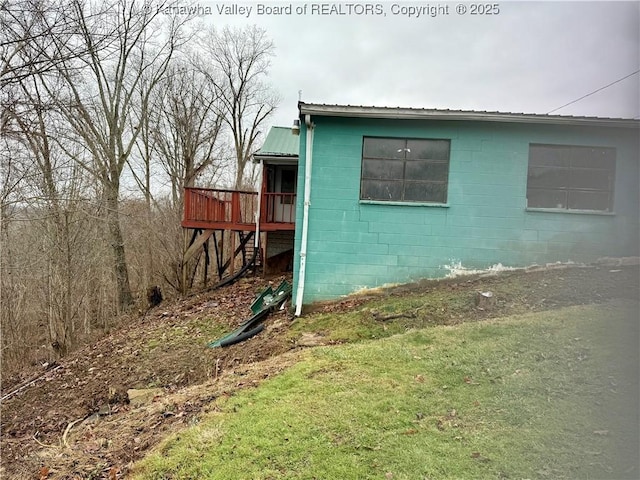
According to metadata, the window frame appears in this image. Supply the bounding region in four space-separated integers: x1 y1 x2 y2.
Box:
360 136 451 204
526 143 616 213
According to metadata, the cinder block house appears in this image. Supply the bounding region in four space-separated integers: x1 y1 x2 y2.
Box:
292 102 639 312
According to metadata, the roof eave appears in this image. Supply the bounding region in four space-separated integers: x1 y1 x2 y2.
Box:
298 102 640 128
252 153 299 164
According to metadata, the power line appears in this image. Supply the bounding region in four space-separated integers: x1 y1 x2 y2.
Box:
547 70 640 114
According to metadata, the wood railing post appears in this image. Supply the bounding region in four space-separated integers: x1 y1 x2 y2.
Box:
231 191 240 224
260 192 267 225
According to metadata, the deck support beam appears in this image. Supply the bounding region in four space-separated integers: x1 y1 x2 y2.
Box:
184 229 215 264
179 187 293 295
182 229 215 294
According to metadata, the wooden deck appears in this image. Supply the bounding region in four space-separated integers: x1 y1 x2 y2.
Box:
182 187 295 231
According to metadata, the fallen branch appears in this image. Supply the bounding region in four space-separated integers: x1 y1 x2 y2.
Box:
0 365 63 403
62 417 86 448
33 433 58 449
372 305 427 322
372 311 417 321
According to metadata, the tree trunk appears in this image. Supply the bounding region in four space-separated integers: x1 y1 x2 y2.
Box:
235 159 244 190
105 187 134 311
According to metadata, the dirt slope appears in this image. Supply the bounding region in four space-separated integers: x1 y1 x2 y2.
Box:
1 265 638 479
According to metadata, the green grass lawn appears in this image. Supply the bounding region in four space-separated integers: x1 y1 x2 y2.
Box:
131 300 639 480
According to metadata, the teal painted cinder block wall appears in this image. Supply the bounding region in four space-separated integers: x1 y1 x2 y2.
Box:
293 117 639 304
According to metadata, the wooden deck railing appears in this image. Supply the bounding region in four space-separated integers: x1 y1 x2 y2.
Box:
262 192 297 224
183 187 296 231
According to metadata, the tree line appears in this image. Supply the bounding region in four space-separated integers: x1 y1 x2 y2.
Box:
1 0 279 372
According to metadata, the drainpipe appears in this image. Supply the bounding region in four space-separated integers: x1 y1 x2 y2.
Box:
254 159 263 250
295 114 314 316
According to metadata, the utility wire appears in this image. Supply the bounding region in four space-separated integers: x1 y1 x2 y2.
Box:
547 70 640 114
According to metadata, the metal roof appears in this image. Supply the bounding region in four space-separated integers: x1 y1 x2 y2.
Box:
255 126 299 157
298 102 640 128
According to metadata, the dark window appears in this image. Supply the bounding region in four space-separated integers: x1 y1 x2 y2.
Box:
280 168 296 204
360 137 450 203
527 144 616 212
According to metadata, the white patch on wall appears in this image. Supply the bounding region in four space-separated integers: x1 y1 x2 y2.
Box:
351 282 402 296
441 261 517 278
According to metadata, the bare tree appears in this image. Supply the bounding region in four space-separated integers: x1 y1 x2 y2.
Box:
2 54 109 358
32 0 189 310
0 124 27 366
198 25 280 189
10 78 72 355
123 57 226 292
152 61 226 205
0 1 208 367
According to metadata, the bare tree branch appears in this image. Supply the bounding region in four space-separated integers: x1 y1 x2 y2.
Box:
149 60 226 206
197 25 280 189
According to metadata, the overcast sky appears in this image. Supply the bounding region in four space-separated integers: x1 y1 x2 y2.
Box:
195 1 639 130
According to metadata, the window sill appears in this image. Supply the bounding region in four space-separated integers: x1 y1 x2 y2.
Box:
360 200 450 208
526 207 615 216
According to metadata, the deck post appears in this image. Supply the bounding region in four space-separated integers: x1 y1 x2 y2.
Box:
229 230 236 275
181 228 189 295
203 235 209 286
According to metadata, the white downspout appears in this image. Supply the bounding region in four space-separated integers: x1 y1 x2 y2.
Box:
295 114 314 316
254 159 263 250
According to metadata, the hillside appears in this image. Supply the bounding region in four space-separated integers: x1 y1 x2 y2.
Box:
1 264 638 479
